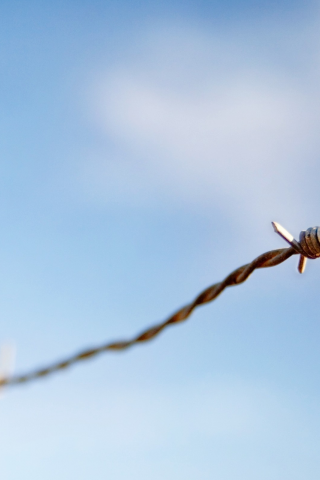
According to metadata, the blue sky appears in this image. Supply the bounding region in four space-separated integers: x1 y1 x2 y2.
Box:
1 1 320 479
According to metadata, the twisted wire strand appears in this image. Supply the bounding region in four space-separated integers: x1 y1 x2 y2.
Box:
1 246 297 387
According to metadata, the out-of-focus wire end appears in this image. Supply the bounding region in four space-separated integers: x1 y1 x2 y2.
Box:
0 343 16 397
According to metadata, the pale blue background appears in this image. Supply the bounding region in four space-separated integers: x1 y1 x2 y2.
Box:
1 1 320 478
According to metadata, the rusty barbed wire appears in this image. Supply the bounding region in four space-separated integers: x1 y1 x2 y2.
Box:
0 243 298 388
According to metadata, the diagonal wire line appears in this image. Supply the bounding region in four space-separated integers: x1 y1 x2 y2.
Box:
1 246 297 387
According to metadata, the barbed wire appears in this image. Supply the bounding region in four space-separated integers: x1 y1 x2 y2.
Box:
0 244 297 388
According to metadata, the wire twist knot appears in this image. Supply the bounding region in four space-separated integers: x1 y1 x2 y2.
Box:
272 222 320 273
298 227 320 259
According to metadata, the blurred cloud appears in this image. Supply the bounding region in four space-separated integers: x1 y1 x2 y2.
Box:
77 21 320 235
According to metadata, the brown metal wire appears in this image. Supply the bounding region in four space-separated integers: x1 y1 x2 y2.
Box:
0 246 297 388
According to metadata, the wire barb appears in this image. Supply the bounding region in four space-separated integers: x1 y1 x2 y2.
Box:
0 243 297 388
272 221 320 273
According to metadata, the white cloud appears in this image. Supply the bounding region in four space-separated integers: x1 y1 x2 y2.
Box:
79 22 320 233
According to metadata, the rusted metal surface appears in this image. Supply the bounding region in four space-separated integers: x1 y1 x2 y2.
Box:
4 221 320 389
1 243 297 388
272 222 320 273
